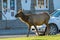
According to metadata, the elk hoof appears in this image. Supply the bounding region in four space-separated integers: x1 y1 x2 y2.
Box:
39 34 45 36
27 35 29 37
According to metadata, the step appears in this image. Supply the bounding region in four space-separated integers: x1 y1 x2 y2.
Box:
0 29 34 35
0 20 28 29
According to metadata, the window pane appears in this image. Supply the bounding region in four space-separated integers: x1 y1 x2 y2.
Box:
38 0 44 8
11 12 14 16
3 0 7 8
52 11 60 17
34 0 48 9
3 0 7 14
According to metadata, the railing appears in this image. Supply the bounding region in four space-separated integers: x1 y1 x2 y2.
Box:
0 10 8 29
2 13 7 29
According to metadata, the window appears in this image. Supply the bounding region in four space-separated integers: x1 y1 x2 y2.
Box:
11 12 14 16
25 0 27 3
10 0 15 10
3 0 7 14
3 0 7 8
0 0 1 6
38 0 44 8
52 11 60 17
35 0 49 10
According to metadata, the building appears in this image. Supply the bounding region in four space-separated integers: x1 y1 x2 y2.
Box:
0 0 60 34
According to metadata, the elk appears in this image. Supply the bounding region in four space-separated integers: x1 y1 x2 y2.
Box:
15 9 50 37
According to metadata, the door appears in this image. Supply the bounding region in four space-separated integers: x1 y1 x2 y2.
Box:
2 0 17 20
21 0 31 10
54 11 60 29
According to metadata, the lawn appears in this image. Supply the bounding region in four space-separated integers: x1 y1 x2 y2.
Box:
0 34 60 40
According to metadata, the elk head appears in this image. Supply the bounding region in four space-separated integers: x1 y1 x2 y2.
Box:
15 9 23 18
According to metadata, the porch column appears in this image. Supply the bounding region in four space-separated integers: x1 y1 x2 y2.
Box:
49 0 54 14
17 0 22 11
0 0 2 20
31 0 36 13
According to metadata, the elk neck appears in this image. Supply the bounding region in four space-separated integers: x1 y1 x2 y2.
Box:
20 12 29 22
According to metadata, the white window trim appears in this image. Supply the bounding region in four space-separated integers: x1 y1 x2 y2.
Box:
35 0 49 10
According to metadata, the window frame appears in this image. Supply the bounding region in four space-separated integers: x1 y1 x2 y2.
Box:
35 0 49 10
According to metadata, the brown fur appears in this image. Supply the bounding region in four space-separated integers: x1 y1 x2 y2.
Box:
15 9 50 37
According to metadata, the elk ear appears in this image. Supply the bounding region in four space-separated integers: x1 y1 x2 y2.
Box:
18 9 24 13
18 9 21 13
22 9 24 12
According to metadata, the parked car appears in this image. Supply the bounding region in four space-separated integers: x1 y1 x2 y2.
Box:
31 24 46 35
31 9 60 35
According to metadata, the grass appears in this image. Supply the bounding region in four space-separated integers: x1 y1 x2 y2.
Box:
0 34 60 40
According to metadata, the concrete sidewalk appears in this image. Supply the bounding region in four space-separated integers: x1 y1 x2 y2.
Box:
0 34 35 38
0 29 34 35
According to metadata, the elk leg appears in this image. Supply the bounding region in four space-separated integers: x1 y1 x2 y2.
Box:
45 24 50 35
27 26 31 37
43 27 47 35
34 25 40 36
